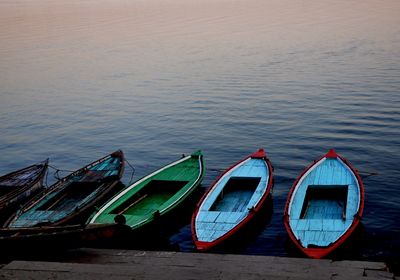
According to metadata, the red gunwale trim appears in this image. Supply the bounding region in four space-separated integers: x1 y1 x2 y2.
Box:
191 148 273 251
283 149 364 259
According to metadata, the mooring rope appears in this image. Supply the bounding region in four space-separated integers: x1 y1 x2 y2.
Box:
357 170 379 179
357 170 378 175
45 166 50 188
124 158 136 185
206 168 225 173
47 164 75 182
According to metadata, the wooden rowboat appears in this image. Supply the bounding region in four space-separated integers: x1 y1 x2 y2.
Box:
192 149 273 251
4 151 124 228
0 160 48 214
284 149 365 259
89 151 204 231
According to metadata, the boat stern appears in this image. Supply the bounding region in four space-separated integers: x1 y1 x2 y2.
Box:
194 239 215 252
303 247 333 259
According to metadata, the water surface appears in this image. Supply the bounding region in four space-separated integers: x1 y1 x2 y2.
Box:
0 0 399 263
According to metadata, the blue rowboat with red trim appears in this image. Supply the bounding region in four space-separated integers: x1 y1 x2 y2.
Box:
284 149 365 259
192 149 273 251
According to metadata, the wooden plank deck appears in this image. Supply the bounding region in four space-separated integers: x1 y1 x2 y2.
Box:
0 249 394 279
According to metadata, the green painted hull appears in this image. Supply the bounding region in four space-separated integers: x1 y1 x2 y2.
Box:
89 151 204 230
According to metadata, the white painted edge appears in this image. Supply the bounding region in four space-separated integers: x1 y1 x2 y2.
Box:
247 160 270 208
337 157 361 214
335 157 361 240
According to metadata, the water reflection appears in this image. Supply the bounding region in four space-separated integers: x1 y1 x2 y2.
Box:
0 0 399 263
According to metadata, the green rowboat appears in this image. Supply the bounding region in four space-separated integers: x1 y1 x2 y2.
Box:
89 151 204 230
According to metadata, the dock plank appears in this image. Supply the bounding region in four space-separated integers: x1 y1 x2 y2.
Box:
0 249 392 280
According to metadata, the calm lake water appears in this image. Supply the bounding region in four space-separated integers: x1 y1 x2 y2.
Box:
0 0 399 263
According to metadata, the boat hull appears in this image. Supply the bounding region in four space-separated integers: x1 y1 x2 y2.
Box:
192 149 273 251
4 151 124 228
89 151 204 231
284 149 364 259
0 160 48 216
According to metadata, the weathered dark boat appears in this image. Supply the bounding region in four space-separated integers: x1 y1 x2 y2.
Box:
4 151 124 228
284 149 364 259
0 160 48 215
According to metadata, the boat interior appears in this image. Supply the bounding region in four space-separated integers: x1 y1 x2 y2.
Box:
300 185 348 220
37 167 122 212
111 180 189 215
194 158 269 243
210 177 261 212
38 181 101 211
288 158 361 248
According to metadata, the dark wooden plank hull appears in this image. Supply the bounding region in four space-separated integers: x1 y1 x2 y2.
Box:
0 160 48 215
4 151 125 228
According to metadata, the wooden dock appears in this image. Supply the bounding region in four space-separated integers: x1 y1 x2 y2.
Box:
0 248 395 279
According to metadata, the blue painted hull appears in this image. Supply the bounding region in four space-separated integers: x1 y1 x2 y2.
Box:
192 149 273 251
284 149 364 258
